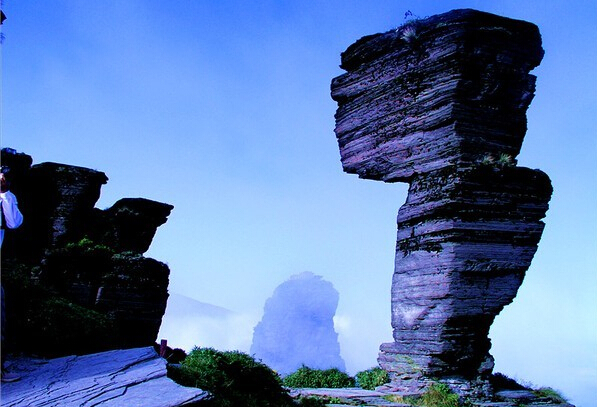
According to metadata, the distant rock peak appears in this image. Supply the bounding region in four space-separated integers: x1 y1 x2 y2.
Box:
251 272 346 376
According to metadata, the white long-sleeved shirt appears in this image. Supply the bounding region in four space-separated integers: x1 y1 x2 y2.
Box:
0 190 24 246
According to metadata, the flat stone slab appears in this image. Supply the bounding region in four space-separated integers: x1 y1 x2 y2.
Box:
290 388 411 406
495 390 538 400
1 347 209 407
289 387 575 407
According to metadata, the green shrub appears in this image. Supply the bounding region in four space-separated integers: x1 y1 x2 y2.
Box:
26 296 115 356
419 383 459 407
355 367 390 390
386 383 459 407
43 237 114 292
534 387 568 403
1 260 116 357
283 366 355 388
172 347 294 407
383 394 416 404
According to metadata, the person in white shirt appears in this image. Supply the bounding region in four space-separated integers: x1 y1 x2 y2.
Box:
1 167 24 383
1 170 24 244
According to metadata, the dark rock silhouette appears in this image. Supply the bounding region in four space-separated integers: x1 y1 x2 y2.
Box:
1 148 173 356
250 272 345 376
92 197 174 254
331 9 552 396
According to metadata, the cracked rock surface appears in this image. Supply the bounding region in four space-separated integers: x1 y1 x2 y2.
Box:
1 347 209 407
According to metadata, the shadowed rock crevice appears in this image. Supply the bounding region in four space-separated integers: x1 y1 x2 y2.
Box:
331 9 552 396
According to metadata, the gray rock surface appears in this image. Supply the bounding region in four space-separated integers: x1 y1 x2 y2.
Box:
0 347 209 407
250 272 345 376
291 388 574 407
331 9 543 183
331 9 553 396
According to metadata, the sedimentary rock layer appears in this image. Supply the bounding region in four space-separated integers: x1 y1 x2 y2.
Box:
380 166 552 385
331 9 543 182
331 9 552 392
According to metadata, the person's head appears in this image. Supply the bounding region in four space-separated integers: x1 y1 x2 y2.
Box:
0 166 11 193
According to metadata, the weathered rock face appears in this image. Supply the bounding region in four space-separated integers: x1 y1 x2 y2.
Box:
330 9 552 394
331 9 543 182
1 148 173 356
379 165 552 389
250 272 346 376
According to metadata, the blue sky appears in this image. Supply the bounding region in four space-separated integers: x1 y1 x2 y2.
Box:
1 1 595 405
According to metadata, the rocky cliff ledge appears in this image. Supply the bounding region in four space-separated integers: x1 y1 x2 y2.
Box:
331 9 552 396
1 149 173 356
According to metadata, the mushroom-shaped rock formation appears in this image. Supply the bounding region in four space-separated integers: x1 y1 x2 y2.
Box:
331 9 552 395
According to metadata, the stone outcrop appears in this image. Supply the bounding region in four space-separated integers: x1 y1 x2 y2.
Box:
331 9 543 183
330 9 552 395
250 272 346 376
25 162 109 253
92 197 174 254
1 347 209 407
1 148 173 356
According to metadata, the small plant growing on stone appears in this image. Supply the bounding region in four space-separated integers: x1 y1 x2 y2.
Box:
480 154 496 166
355 367 390 390
420 383 459 407
479 153 516 168
395 10 422 45
497 153 515 167
534 387 568 403
400 25 419 43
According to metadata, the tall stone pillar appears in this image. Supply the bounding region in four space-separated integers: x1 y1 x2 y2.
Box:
330 9 552 394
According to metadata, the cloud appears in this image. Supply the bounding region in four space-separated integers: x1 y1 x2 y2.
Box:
158 293 260 353
334 312 393 375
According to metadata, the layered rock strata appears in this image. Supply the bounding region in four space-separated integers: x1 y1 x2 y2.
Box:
331 9 543 182
330 9 552 394
1 148 173 355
